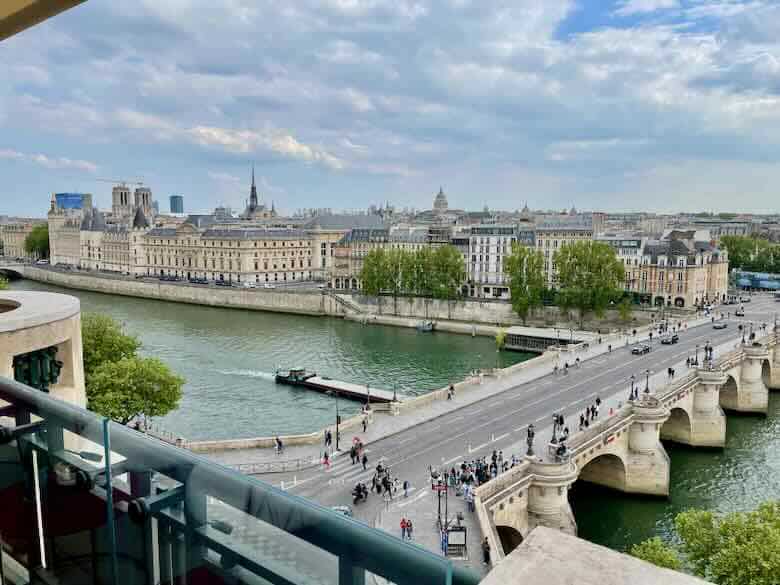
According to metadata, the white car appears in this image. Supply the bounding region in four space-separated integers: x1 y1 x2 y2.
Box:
242 282 257 289
263 283 276 289
36 259 49 265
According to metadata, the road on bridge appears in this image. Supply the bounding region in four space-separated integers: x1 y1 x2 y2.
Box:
252 296 779 561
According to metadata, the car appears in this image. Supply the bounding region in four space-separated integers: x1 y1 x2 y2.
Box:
36 259 49 265
215 280 232 287
740 296 751 303
243 282 257 289
317 284 326 289
735 309 745 317
713 322 728 330
631 345 651 355
660 334 679 345
263 283 276 289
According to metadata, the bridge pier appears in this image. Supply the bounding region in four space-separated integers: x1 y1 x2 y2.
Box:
768 334 780 390
732 345 769 414
688 369 727 447
527 459 578 536
625 397 670 496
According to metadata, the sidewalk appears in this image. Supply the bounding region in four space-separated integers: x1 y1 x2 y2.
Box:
206 315 712 472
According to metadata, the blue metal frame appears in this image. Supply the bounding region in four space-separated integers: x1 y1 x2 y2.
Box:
0 376 479 585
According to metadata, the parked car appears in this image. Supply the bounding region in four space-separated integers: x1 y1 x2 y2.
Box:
189 277 209 285
215 280 232 287
36 259 49 265
631 345 651 355
263 283 276 289
660 334 679 345
740 296 751 303
713 322 728 330
735 309 745 317
243 282 257 288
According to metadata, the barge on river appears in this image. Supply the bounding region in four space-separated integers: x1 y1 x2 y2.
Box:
274 368 398 403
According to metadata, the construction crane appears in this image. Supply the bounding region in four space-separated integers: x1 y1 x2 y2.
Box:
95 178 145 187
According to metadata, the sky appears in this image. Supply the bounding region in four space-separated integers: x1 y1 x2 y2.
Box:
2 0 780 216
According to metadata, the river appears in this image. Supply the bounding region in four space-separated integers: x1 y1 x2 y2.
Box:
571 393 780 551
7 279 532 440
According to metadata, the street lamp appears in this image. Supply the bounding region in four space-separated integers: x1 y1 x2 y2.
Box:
644 369 651 394
695 344 699 366
326 391 341 451
629 374 636 401
551 414 559 443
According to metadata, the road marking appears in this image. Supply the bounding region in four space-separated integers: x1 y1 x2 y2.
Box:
397 489 428 508
493 432 510 442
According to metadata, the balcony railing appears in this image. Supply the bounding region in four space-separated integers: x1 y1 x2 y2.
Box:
0 375 478 585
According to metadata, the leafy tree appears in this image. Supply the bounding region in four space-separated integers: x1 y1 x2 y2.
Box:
632 501 780 585
81 313 183 425
554 241 625 328
0 276 7 290
82 313 141 380
359 249 389 296
503 243 545 324
24 224 50 259
630 538 682 571
721 235 778 272
432 245 466 300
617 297 633 324
87 357 184 425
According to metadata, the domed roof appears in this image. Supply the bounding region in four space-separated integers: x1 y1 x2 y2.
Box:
433 187 448 212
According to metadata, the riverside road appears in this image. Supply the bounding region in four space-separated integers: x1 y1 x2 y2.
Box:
267 296 779 526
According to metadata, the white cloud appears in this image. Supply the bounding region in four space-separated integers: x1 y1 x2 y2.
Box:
615 0 679 17
0 148 98 173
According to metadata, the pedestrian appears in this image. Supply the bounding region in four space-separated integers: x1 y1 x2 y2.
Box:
362 416 368 433
361 453 368 471
595 397 601 407
400 517 407 540
325 430 332 448
406 519 413 540
322 451 330 468
482 537 491 565
686 357 691 368
350 445 356 465
403 479 410 498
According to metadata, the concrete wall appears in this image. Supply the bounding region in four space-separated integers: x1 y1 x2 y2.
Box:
17 266 331 316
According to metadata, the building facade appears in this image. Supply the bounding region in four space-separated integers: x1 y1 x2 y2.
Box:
48 192 92 266
534 216 595 286
170 195 184 214
0 219 46 260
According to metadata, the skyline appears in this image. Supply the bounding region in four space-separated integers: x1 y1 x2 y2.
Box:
3 1 780 216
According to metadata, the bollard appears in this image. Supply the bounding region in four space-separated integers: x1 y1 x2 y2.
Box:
468 443 472 453
491 433 495 442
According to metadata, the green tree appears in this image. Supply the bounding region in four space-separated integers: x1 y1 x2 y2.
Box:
81 313 183 425
630 538 682 571
554 241 625 328
0 276 7 290
617 297 633 324
503 243 546 324
82 313 141 380
432 245 466 300
359 249 389 296
87 357 184 425
632 502 780 585
24 224 50 259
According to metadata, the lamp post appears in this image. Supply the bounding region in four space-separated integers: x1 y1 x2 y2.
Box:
326 391 341 451
644 369 651 394
695 344 699 366
629 374 636 401
551 414 559 443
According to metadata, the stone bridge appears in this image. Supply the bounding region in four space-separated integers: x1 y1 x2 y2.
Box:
0 261 27 279
475 331 779 565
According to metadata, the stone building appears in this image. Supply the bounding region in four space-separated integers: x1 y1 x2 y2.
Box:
240 166 276 220
0 218 46 260
48 193 93 266
534 215 595 286
599 230 729 308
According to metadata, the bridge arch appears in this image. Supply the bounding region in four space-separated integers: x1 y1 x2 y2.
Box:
0 268 23 280
719 374 739 412
660 407 692 444
576 453 627 493
762 359 772 388
495 525 524 556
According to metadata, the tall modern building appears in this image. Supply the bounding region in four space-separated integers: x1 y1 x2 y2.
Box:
170 194 184 214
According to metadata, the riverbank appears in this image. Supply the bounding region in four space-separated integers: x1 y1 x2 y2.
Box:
9 265 663 337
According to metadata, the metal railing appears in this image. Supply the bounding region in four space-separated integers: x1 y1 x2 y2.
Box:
0 375 479 585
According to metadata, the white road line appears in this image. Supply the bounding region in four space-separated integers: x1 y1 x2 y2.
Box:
493 432 510 442
397 490 428 508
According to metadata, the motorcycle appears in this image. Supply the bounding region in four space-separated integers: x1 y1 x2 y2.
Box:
352 482 369 504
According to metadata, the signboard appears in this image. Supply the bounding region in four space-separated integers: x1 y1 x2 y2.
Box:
447 528 466 545
432 484 447 492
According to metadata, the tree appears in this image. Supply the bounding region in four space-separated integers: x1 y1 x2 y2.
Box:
24 224 50 259
0 276 7 290
630 538 682 571
81 313 140 380
503 243 546 324
432 245 466 300
359 249 389 296
81 313 183 425
617 298 633 324
554 241 625 328
87 357 184 425
631 501 780 585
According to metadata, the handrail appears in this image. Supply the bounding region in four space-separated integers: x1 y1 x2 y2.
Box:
0 375 479 585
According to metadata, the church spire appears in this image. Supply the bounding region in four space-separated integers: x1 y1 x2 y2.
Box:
249 163 258 210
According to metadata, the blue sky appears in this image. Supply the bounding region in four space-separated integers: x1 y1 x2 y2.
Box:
2 0 780 216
